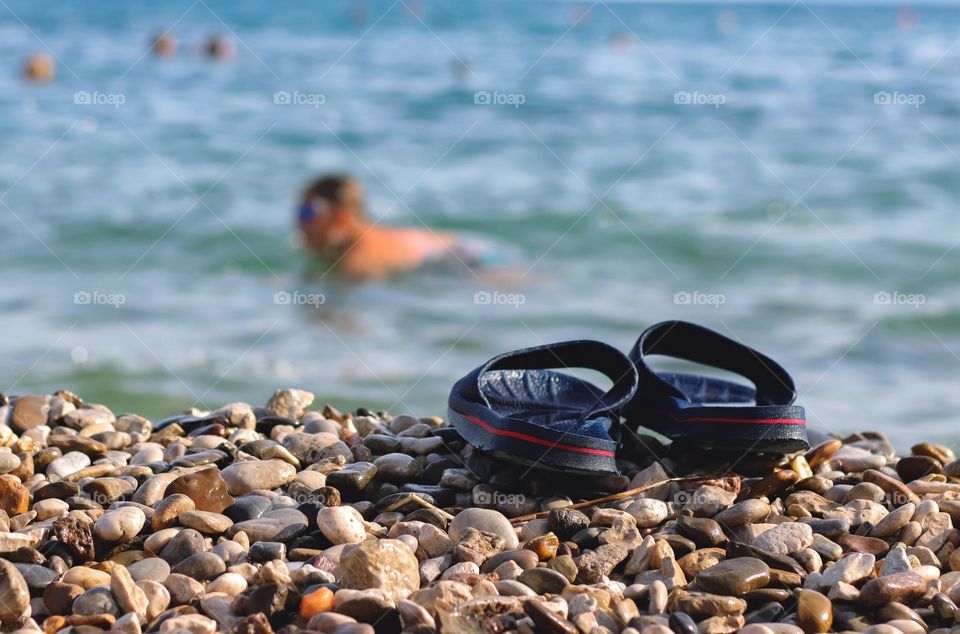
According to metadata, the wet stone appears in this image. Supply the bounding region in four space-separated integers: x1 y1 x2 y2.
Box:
326 463 378 498
248 541 286 563
796 589 832 633
677 515 726 547
223 495 272 523
858 572 927 607
695 557 771 596
164 467 235 513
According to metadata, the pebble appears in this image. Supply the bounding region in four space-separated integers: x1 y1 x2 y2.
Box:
220 459 297 495
73 586 119 616
518 567 570 594
715 499 771 527
171 551 226 580
449 508 519 549
677 515 725 547
752 522 814 555
816 552 875 589
0 477 30 516
317 506 367 544
179 510 233 534
266 387 314 419
871 503 915 538
695 558 771 595
47 451 91 480
625 498 669 527
796 589 832 633
339 539 421 601
126 557 170 583
0 559 30 622
858 572 928 607
373 453 421 481
164 467 235 513
94 506 146 542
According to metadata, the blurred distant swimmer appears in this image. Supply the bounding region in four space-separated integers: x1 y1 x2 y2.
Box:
297 175 509 279
204 35 236 61
151 32 178 57
23 52 55 82
298 175 454 279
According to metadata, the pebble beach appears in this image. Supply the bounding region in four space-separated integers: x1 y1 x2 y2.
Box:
1 388 960 634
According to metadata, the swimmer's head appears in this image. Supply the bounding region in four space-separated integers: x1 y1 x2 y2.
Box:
23 52 55 83
298 175 366 254
152 32 178 57
204 35 236 61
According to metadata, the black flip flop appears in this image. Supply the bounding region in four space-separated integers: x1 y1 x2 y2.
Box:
448 340 639 474
622 320 809 454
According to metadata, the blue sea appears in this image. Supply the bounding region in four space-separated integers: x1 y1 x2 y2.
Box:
2 0 960 449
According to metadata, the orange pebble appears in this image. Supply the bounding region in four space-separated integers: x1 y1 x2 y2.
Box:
42 616 68 634
300 587 335 619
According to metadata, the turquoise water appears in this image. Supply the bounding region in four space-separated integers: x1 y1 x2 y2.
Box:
3 1 960 448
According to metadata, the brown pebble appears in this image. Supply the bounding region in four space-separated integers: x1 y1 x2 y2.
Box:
695 557 770 595
839 533 890 557
527 533 560 561
738 470 799 501
857 572 927 607
42 616 67 634
0 476 29 516
676 516 726 547
164 466 235 513
796 589 832 633
669 589 746 617
767 568 803 589
860 469 920 506
11 395 47 432
743 588 791 603
43 581 84 615
912 442 953 465
896 455 943 482
69 614 116 627
677 548 725 579
153 494 196 531
9 452 33 480
805 439 842 469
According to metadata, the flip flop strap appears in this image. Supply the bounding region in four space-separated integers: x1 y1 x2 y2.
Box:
479 340 639 420
630 321 797 406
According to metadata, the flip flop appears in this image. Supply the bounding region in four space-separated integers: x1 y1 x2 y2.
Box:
623 320 809 454
448 340 639 474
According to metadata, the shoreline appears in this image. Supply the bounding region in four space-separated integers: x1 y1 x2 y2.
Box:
0 388 956 633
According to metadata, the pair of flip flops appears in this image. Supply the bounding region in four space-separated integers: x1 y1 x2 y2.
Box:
448 320 808 475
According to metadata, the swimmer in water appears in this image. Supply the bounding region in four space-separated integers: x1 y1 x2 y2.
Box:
298 175 457 280
204 35 236 61
151 32 178 58
23 52 55 82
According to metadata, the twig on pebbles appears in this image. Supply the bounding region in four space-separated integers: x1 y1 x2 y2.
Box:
509 475 708 524
409 492 457 521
